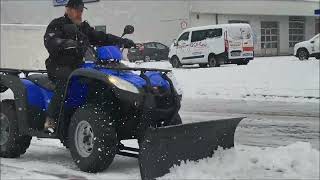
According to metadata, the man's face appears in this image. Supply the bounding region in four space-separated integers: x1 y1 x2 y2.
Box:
66 7 83 25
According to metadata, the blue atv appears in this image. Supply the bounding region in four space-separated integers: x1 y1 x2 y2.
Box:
0 25 243 180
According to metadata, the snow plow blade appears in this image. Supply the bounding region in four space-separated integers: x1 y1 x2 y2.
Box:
139 117 244 180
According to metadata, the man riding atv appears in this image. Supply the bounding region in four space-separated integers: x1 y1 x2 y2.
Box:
43 0 135 133
0 1 244 179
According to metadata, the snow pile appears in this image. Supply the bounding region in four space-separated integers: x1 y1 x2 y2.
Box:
125 56 319 102
160 142 319 180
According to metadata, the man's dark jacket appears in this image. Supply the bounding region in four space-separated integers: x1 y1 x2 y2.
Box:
44 14 123 67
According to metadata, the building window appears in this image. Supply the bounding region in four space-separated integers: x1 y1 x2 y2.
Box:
229 20 249 24
289 16 305 47
261 21 279 49
95 25 106 33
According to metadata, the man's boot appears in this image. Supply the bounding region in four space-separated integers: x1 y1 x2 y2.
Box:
44 117 56 134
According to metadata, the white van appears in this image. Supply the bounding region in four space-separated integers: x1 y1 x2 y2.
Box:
169 23 254 68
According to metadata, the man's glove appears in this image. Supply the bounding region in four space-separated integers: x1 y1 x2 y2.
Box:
62 39 79 50
121 38 135 48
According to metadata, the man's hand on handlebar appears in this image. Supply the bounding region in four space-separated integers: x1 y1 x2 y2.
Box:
121 38 135 48
63 39 79 50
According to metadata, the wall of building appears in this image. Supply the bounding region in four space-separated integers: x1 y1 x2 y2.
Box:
305 16 317 40
1 0 189 68
1 25 47 69
1 0 318 68
1 0 190 45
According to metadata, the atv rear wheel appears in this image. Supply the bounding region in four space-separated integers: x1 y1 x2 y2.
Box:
68 104 117 173
0 100 31 158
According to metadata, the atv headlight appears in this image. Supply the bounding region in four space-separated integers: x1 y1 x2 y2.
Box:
108 76 139 94
166 72 183 95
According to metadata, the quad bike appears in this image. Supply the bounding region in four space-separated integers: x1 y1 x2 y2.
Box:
0 25 244 180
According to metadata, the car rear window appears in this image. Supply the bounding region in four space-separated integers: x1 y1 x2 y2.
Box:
156 43 166 49
228 26 252 40
145 43 156 48
207 29 222 38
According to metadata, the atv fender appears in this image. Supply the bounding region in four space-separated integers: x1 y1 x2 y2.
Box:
67 68 116 92
66 68 141 102
0 74 29 135
66 68 118 102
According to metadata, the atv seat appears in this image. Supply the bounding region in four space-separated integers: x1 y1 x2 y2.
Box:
27 74 56 91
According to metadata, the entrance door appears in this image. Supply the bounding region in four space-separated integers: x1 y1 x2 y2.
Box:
261 22 279 56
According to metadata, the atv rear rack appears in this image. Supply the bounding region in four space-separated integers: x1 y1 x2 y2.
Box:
0 68 47 76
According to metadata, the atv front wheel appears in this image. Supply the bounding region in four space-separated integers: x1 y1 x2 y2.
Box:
68 104 117 173
0 100 31 158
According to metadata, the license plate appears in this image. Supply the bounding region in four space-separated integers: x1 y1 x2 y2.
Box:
130 49 137 52
231 51 241 56
243 53 253 56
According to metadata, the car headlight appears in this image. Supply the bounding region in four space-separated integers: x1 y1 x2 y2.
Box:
166 72 183 96
108 75 139 94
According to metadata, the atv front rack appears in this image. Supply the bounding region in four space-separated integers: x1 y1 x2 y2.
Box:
96 65 172 73
0 66 171 76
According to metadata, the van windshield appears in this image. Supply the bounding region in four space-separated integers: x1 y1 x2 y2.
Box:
228 26 252 40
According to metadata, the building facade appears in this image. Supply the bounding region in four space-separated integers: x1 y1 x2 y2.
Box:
1 0 319 68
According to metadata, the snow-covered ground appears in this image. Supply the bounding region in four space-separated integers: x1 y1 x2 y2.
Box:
125 56 320 103
1 56 319 179
161 142 319 180
1 139 318 180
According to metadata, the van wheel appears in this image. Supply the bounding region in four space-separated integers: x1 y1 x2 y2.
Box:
208 55 220 67
144 56 151 62
0 100 31 158
171 56 182 68
128 58 135 63
237 60 249 65
199 63 208 68
243 60 249 65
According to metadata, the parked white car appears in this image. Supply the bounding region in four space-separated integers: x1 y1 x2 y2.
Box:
168 23 254 68
294 34 320 60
